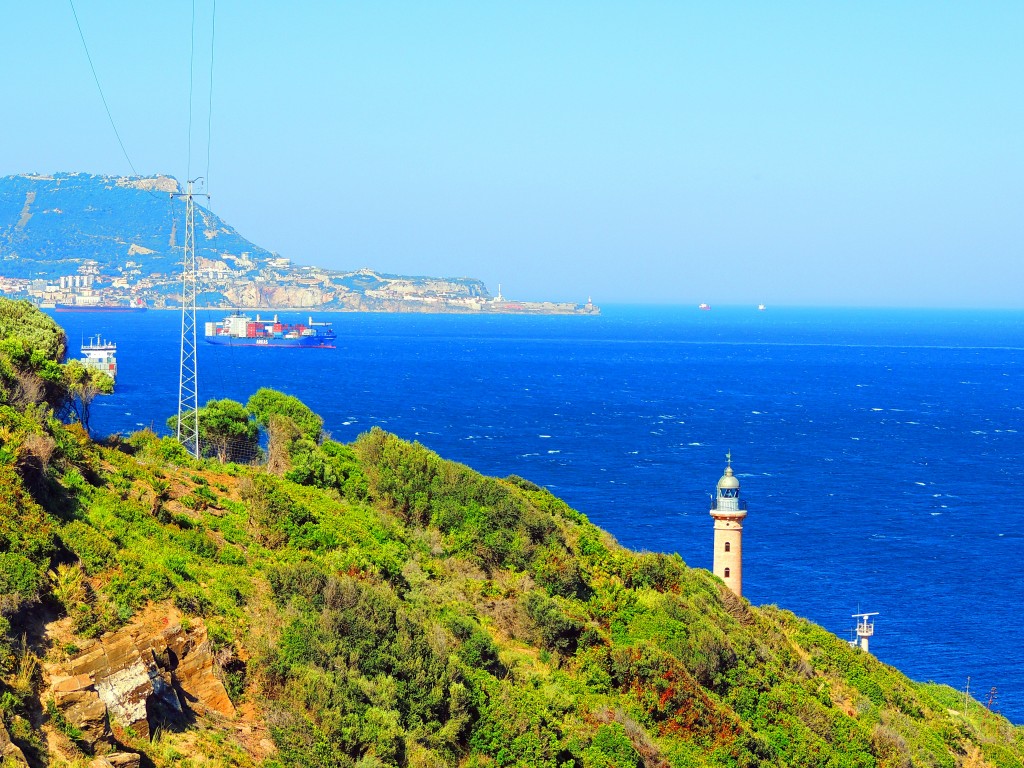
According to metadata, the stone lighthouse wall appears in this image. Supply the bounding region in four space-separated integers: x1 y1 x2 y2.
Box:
713 516 744 596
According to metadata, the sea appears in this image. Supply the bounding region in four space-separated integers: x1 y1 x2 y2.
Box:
53 305 1024 723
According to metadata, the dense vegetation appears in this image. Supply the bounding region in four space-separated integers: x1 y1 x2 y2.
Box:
0 299 1021 767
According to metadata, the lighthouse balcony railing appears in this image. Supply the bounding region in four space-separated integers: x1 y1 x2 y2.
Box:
711 500 748 511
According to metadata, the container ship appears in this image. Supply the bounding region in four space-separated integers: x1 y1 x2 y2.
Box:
203 313 336 348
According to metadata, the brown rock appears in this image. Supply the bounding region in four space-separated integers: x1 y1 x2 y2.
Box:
47 673 112 752
90 753 142 768
51 613 234 743
71 695 112 751
174 639 235 718
0 719 29 766
52 673 94 693
84 640 159 737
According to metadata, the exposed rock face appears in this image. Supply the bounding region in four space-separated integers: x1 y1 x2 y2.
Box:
223 282 330 308
0 719 29 766
115 175 179 194
48 615 234 745
49 673 111 751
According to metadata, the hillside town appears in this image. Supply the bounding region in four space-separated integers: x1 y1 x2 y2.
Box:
0 173 598 315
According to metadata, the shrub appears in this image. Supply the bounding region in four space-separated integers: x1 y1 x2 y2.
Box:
531 544 591 600
0 553 42 614
61 520 116 575
173 583 212 616
524 591 583 656
168 399 259 464
239 473 307 548
267 560 329 606
582 722 643 768
446 613 504 677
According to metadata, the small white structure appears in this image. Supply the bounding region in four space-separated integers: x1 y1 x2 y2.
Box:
852 612 878 653
80 335 117 383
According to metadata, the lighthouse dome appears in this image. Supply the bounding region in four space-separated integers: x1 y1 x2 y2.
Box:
717 465 740 490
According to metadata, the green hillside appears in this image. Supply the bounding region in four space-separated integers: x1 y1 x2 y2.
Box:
0 298 1020 767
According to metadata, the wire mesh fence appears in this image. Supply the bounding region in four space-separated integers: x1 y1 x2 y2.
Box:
196 434 265 466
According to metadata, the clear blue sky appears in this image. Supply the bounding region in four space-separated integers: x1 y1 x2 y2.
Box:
3 2 1021 307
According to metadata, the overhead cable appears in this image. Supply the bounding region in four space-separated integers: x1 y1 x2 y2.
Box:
67 0 141 177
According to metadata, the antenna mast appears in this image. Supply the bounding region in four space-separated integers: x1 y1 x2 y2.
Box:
173 179 207 457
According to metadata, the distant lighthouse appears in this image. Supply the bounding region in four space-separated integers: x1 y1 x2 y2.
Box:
710 453 747 597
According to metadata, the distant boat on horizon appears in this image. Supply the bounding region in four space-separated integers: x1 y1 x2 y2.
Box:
758 303 766 311
54 299 147 313
699 303 711 311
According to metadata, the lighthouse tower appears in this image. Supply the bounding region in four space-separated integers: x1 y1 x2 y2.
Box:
710 453 747 597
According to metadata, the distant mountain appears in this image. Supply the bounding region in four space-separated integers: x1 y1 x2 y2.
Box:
0 172 272 279
0 172 598 313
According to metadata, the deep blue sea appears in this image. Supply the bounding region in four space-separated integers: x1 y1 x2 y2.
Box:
52 306 1024 723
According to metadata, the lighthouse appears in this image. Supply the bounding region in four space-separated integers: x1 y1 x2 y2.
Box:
710 453 747 597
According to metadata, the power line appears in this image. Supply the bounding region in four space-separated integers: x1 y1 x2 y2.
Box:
206 0 217 191
187 0 197 182
67 0 141 177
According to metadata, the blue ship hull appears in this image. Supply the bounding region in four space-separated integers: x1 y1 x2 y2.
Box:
204 333 336 348
204 313 337 348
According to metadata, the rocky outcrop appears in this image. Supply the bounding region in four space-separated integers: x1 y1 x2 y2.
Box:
90 753 142 768
115 175 178 194
47 615 234 746
49 673 111 751
0 719 29 766
222 282 331 308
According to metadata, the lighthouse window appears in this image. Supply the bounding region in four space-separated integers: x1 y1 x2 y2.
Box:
724 542 731 552
721 488 738 498
724 568 731 578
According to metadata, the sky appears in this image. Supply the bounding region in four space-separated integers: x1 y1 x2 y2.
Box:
2 2 1022 307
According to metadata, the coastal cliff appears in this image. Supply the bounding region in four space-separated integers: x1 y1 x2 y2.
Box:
0 298 1019 767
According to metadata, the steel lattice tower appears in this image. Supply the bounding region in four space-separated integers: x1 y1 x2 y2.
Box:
176 179 201 457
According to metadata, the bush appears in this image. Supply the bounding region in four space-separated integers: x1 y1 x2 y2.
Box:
469 680 570 768
0 553 42 614
582 722 643 768
267 560 329 606
240 473 298 548
524 591 583 656
447 613 504 677
61 520 116 575
531 544 591 600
